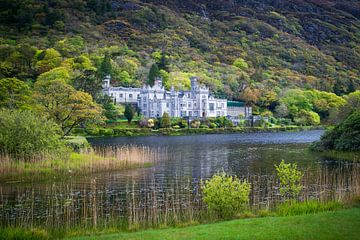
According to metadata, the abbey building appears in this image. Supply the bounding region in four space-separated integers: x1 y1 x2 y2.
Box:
102 76 251 119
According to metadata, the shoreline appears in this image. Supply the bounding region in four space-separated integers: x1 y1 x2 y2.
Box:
81 125 325 138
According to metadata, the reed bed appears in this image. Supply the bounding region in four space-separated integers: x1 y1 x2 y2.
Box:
0 145 167 178
0 162 359 234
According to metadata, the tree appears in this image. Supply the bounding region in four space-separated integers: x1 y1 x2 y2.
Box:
313 111 360 152
293 110 320 126
148 63 160 86
119 70 132 86
241 87 260 106
35 48 62 74
99 53 112 78
0 109 65 160
72 69 102 100
37 67 71 82
275 160 303 200
124 104 135 123
233 57 249 70
0 78 31 109
33 79 102 136
160 112 171 128
333 90 360 123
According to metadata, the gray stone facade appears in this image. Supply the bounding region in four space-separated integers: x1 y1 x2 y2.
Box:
103 75 251 119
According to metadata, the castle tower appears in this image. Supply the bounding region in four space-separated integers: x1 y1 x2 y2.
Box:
102 75 111 88
190 76 198 91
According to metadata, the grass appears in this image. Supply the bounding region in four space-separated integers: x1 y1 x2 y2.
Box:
276 200 343 216
66 208 360 240
317 150 360 162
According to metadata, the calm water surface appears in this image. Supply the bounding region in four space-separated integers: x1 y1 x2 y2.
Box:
1 130 360 228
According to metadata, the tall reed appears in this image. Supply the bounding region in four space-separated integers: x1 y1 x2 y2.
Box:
0 162 359 234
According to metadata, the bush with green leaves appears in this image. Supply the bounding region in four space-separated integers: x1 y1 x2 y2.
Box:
275 160 303 199
0 109 66 160
312 110 360 151
202 172 251 218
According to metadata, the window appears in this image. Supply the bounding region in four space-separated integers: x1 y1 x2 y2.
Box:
217 111 220 117
194 111 198 116
194 103 197 107
129 94 133 99
188 102 192 108
120 94 123 98
221 103 224 108
209 103 214 111
189 111 192 116
143 111 147 116
166 103 170 108
188 93 191 98
143 97 146 101
143 104 147 108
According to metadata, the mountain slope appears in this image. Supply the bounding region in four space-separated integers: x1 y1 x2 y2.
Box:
1 0 359 100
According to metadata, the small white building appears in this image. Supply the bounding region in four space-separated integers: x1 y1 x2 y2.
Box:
103 75 250 119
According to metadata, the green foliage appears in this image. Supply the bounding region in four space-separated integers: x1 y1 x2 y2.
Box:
99 53 112 78
275 160 303 199
276 200 343 216
0 78 31 109
0 227 50 240
35 48 62 74
63 136 90 153
202 172 251 218
313 111 360 151
233 57 249 70
160 112 171 128
148 63 160 86
0 109 65 160
33 79 102 136
124 104 135 123
293 110 320 126
37 67 71 82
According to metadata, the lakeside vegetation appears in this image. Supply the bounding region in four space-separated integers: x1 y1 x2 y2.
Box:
1 160 359 239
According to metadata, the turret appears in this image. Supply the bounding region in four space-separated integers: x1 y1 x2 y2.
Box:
154 77 163 88
102 75 111 88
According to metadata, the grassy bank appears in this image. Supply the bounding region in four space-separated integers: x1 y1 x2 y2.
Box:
78 125 324 137
0 146 163 180
66 207 360 240
316 150 360 162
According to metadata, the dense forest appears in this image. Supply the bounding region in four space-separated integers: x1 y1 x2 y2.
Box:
1 0 360 123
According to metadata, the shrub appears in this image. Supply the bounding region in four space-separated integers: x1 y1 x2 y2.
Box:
190 120 201 128
209 122 217 128
275 160 303 199
312 110 360 151
63 136 90 153
160 112 171 128
0 110 66 160
202 172 251 218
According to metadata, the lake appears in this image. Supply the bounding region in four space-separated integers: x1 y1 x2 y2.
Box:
1 130 359 229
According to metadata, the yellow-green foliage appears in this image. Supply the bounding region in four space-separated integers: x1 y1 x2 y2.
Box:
276 200 343 216
202 172 251 218
275 160 303 199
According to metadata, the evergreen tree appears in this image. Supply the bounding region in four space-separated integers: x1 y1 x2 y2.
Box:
148 63 159 86
160 112 171 128
99 53 112 78
124 104 135 123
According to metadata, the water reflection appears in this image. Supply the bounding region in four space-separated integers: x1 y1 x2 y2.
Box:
1 130 360 229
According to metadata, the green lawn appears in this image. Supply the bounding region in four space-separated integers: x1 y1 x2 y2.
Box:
69 208 360 240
